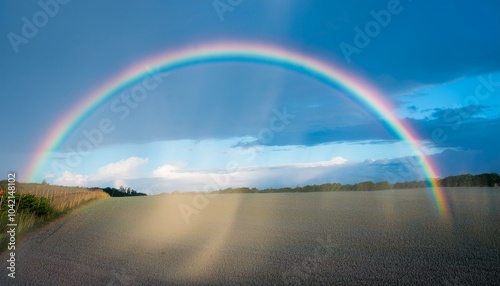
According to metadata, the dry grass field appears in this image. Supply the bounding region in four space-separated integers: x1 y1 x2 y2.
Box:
0 183 109 251
1 187 498 285
6 183 109 212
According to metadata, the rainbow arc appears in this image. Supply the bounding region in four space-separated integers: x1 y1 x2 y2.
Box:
25 42 449 215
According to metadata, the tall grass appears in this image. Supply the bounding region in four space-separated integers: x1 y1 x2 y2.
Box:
0 183 109 251
13 183 109 213
15 212 37 236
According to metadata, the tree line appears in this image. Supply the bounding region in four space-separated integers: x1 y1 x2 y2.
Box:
91 185 147 197
211 173 500 194
438 173 500 187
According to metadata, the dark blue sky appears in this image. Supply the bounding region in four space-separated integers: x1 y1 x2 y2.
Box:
1 0 499 192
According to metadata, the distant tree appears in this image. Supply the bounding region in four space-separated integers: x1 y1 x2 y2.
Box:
438 173 500 187
201 173 500 195
102 186 146 197
355 181 375 191
393 180 427 189
374 181 391 191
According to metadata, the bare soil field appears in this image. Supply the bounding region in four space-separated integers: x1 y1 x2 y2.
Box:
1 188 499 285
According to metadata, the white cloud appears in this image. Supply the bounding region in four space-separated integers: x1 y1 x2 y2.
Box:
113 179 128 189
286 156 348 168
52 156 350 193
53 171 89 187
52 156 149 189
222 156 348 172
153 164 179 177
97 156 149 178
143 157 350 192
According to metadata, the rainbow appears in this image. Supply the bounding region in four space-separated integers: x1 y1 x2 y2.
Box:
25 42 449 215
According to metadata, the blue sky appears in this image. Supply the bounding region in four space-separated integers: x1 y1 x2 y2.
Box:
1 0 499 193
